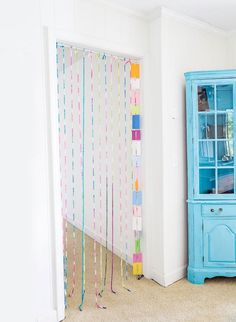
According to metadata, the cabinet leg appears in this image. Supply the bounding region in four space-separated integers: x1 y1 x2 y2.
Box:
187 268 205 284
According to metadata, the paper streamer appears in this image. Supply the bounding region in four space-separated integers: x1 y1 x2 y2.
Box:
79 52 86 311
131 63 143 277
56 46 143 309
123 60 131 288
56 44 68 307
100 54 108 296
62 46 68 306
68 47 77 298
90 53 106 309
110 58 116 295
96 54 104 294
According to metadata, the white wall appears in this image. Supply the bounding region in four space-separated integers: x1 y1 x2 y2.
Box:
228 32 236 67
0 1 56 322
152 10 229 286
146 15 165 282
164 12 230 284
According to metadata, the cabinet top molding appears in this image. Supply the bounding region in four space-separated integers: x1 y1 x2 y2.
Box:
185 69 236 81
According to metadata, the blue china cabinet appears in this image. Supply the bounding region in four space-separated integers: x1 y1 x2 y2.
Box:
185 70 236 284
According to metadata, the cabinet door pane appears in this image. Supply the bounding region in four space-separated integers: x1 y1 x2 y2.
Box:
199 114 215 139
199 169 216 194
198 85 215 112
217 141 234 166
218 169 234 194
217 112 234 139
199 141 215 167
216 84 233 111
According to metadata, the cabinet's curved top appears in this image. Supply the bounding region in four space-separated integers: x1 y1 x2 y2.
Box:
185 69 236 81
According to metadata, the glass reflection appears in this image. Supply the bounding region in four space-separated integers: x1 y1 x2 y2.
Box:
217 84 233 111
199 141 215 167
218 169 234 194
217 112 233 139
198 85 215 112
199 169 216 194
199 114 215 139
217 141 234 167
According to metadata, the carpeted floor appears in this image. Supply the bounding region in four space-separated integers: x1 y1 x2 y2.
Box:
65 223 236 322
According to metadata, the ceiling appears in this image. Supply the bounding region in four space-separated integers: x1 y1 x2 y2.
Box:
107 0 236 31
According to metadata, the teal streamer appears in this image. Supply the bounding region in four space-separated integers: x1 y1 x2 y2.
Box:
79 52 86 311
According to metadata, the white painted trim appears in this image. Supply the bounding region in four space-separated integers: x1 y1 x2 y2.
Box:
53 29 146 60
147 7 162 22
89 0 148 20
150 270 166 287
151 265 187 287
36 310 57 322
90 1 236 35
46 28 65 322
46 26 148 321
163 265 187 287
159 7 227 36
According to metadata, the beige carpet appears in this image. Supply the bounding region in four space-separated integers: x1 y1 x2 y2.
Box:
65 223 236 322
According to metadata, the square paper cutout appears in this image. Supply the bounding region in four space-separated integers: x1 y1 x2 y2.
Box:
130 63 140 78
132 130 141 140
132 141 141 156
133 206 142 217
132 115 140 129
133 155 141 167
133 252 142 263
133 217 142 231
131 105 140 115
131 78 140 90
133 191 142 205
130 90 140 105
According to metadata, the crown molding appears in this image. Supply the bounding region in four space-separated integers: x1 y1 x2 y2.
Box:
88 0 148 20
152 7 228 36
85 1 236 36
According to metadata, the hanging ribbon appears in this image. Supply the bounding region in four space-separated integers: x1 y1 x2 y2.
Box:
69 46 77 298
100 53 108 297
110 57 116 294
62 46 68 308
56 44 69 306
90 53 106 309
96 53 104 295
79 51 86 311
118 60 124 288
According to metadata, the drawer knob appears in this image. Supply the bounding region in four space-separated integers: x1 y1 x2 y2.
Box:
210 208 215 212
219 208 223 212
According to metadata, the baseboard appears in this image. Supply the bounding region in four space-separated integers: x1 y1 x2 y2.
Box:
151 265 187 287
36 310 58 322
150 270 166 287
67 218 133 265
164 265 187 286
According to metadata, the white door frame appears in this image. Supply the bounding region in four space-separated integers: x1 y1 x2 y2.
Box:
45 27 149 321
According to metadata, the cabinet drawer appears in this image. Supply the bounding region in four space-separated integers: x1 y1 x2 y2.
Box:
202 204 236 216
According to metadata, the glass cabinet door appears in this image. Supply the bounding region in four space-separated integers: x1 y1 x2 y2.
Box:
196 83 235 195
